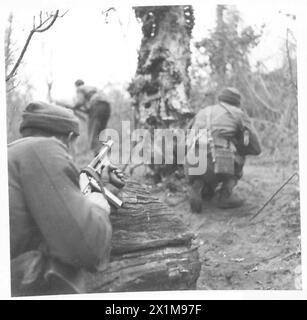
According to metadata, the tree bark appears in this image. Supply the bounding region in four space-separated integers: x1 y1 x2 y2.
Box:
127 6 195 178
129 5 195 128
86 181 201 292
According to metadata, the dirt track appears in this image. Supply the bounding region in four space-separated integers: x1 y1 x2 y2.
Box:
151 160 301 290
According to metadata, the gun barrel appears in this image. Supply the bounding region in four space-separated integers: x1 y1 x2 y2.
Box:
81 175 123 208
90 140 114 169
81 139 123 208
103 187 123 208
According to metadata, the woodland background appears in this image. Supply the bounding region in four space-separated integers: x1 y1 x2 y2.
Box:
4 4 301 290
5 5 298 166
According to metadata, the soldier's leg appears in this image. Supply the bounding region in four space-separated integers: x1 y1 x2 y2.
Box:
212 155 245 209
87 115 93 151
87 116 98 153
90 117 102 153
188 177 204 213
187 152 217 212
90 102 111 153
201 152 218 201
201 182 218 201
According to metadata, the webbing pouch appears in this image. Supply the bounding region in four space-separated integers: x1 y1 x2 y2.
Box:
206 105 235 176
213 147 235 175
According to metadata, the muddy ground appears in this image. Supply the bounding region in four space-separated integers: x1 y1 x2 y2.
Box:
76 118 301 290
145 159 301 290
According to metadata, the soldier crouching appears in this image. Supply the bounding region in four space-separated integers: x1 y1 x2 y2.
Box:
185 87 261 213
8 101 112 296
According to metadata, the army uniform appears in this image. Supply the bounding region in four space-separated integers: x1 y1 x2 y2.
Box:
75 85 111 153
185 88 261 212
9 102 112 295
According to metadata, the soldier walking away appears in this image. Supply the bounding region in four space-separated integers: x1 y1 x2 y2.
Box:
74 80 111 154
185 87 261 213
54 80 111 154
8 101 112 296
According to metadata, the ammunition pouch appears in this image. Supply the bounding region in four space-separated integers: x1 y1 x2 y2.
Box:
210 137 235 176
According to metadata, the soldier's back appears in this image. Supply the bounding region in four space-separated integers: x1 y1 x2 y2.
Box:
192 104 243 140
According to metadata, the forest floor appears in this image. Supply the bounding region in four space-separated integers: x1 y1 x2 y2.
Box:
76 117 301 290
141 159 301 290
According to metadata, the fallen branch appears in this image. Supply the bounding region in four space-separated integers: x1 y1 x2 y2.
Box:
249 172 298 221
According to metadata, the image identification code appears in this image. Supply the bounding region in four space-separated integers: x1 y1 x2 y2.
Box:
149 304 203 315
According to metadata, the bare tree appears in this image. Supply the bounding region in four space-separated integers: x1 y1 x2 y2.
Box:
5 9 68 83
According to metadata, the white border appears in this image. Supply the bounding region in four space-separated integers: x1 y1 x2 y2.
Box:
0 0 306 300
0 3 11 300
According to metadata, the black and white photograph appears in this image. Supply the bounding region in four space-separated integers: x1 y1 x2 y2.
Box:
0 0 305 301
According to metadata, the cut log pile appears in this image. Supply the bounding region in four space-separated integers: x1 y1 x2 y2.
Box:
86 181 201 292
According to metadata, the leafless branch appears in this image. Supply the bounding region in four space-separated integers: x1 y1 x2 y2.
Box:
6 9 68 82
58 10 69 18
6 78 21 93
46 79 53 103
101 7 116 17
101 7 124 30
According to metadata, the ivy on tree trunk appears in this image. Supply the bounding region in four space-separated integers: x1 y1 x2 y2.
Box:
128 5 195 179
129 5 194 129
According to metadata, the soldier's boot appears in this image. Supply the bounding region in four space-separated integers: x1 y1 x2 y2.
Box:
201 184 216 201
213 177 244 209
189 179 203 213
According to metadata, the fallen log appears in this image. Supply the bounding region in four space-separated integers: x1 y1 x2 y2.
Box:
86 181 201 292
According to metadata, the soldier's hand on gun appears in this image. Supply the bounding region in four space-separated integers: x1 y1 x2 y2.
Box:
107 163 127 189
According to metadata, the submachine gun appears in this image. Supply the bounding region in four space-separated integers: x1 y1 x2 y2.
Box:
80 140 126 208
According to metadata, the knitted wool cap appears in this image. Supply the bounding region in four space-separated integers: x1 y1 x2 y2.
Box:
218 87 241 107
20 101 80 136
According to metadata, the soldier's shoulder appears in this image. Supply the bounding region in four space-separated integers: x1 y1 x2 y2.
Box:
220 103 245 117
196 105 215 116
197 105 214 115
8 136 65 156
80 85 97 93
90 90 108 103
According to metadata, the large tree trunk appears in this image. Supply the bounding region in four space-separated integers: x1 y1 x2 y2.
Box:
86 6 200 292
128 5 195 178
86 181 201 292
129 5 194 128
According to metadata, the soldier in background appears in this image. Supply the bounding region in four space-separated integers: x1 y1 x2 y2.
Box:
73 80 111 154
55 80 111 154
185 87 261 213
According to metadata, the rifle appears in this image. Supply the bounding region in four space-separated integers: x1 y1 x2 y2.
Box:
80 140 126 208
